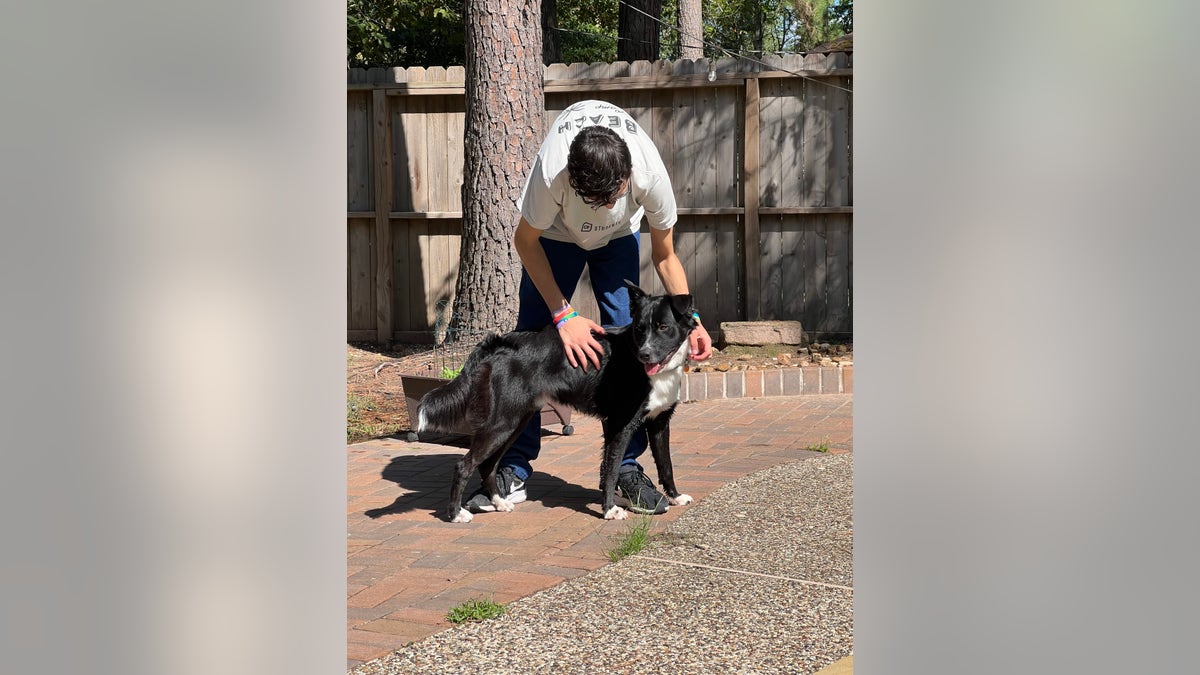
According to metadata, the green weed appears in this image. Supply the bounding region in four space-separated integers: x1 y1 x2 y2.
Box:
445 597 505 624
804 435 832 453
346 392 380 443
606 512 657 562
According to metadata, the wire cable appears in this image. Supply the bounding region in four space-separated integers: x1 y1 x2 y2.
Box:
615 0 853 94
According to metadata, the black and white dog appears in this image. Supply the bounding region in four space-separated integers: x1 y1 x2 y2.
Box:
418 280 695 523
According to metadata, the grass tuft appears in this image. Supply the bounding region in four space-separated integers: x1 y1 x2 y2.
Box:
606 513 657 562
346 392 380 443
804 435 832 453
445 597 505 624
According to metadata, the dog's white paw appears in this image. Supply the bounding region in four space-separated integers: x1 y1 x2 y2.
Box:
669 494 693 506
451 508 474 523
604 505 629 520
491 495 515 512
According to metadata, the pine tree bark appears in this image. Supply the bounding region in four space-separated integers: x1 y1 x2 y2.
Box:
617 0 662 62
678 0 703 59
453 0 544 340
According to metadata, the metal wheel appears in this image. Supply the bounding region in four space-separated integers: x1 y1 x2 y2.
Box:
561 424 575 436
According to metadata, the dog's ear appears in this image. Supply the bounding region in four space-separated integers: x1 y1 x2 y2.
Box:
670 294 695 321
623 279 646 303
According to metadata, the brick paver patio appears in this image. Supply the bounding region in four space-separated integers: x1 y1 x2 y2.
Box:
347 394 853 668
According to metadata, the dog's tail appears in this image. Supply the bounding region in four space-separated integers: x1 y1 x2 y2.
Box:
415 336 498 433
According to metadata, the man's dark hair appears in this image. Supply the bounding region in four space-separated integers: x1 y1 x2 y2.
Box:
567 126 632 207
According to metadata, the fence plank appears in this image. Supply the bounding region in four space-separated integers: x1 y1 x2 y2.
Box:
781 215 804 320
758 79 782 208
430 219 460 340
675 218 697 301
801 74 828 206
671 61 697 209
650 87 676 182
348 218 374 330
637 224 665 296
400 69 428 212
783 76 805 207
715 215 740 326
692 215 718 323
372 89 394 342
823 213 851 335
694 82 717 209
446 98 465 212
425 94 449 212
348 92 371 211
828 66 852 206
389 218 411 334
800 215 828 330
407 220 430 331
759 214 782 320
744 76 762 319
714 85 738 209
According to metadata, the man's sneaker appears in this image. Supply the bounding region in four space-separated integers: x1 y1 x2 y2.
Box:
465 466 527 513
616 465 668 515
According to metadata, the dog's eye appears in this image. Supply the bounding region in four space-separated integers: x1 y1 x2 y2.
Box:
657 323 669 332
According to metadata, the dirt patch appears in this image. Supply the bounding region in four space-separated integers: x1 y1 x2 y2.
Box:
346 339 852 444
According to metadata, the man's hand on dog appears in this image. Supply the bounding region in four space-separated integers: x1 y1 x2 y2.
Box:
689 323 714 362
558 315 606 370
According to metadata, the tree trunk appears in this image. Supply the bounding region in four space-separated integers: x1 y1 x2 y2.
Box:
617 0 661 62
677 0 703 59
542 0 560 65
753 2 764 56
454 0 544 340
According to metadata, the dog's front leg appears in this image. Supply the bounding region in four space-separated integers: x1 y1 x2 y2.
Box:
599 419 640 520
645 407 692 506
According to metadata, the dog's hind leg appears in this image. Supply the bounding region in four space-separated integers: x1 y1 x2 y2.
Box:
645 409 692 506
448 427 521 523
474 412 535 514
448 427 508 516
447 442 489 523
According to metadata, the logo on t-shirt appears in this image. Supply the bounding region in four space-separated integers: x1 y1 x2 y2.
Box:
556 114 639 136
579 220 621 234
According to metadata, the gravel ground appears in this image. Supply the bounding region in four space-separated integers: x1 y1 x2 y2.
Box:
352 454 853 675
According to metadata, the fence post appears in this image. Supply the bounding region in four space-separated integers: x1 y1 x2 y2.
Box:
372 88 394 343
743 75 761 320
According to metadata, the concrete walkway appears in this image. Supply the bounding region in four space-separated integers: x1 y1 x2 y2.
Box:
347 395 853 672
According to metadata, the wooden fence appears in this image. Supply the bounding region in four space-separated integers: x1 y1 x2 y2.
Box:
348 52 852 343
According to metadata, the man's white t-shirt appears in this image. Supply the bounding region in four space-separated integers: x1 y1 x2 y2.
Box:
519 100 677 251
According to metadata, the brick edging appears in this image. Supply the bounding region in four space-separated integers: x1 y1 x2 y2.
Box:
680 365 853 402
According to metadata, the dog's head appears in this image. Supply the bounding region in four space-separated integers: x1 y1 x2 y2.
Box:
624 279 697 376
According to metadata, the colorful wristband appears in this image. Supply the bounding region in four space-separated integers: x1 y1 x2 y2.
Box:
691 310 701 322
552 304 574 323
555 310 578 329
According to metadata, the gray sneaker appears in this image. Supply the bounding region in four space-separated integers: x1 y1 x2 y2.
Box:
465 466 527 513
616 465 668 515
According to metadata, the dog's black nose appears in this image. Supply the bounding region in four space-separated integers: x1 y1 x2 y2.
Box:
638 348 654 362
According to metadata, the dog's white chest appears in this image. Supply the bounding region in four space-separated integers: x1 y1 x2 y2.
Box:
644 341 688 419
644 369 682 418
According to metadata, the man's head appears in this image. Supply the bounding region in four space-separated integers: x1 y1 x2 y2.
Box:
567 125 632 208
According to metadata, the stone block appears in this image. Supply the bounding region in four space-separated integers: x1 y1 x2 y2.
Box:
719 320 804 346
